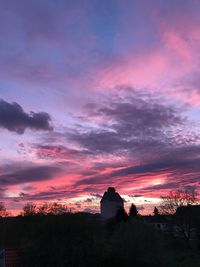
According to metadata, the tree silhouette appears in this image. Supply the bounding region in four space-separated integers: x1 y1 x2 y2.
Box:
129 203 138 217
160 189 198 215
46 202 69 215
161 190 199 244
115 206 129 222
22 202 70 216
0 202 8 217
37 203 49 215
23 203 37 216
153 207 159 216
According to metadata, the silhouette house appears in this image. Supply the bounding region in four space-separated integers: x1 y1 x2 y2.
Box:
100 187 124 219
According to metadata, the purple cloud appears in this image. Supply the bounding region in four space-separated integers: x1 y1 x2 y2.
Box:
0 99 53 134
0 164 60 186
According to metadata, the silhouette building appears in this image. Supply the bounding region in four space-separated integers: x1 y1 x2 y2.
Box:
100 187 124 219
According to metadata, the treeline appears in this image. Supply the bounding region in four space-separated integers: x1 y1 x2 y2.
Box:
0 190 199 266
0 211 200 266
22 202 70 216
0 201 159 218
0 202 70 217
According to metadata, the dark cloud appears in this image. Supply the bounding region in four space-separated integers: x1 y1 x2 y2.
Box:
70 90 187 156
74 144 200 193
0 165 60 186
68 90 200 194
98 97 182 134
17 189 72 201
72 130 127 154
0 99 53 134
132 194 143 198
142 182 180 191
111 145 200 179
12 189 100 204
141 183 199 195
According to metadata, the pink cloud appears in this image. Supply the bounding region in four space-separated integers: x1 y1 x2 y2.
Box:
90 13 200 107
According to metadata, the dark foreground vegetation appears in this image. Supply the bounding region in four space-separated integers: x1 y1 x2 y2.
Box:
0 212 200 267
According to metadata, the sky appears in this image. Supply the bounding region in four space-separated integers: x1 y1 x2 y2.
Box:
0 0 200 215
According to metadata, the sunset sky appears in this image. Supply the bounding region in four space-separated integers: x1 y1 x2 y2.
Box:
0 0 200 215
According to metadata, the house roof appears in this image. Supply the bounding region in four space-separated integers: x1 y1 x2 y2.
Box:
101 187 124 203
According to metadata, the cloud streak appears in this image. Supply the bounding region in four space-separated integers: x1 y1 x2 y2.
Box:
0 164 61 186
